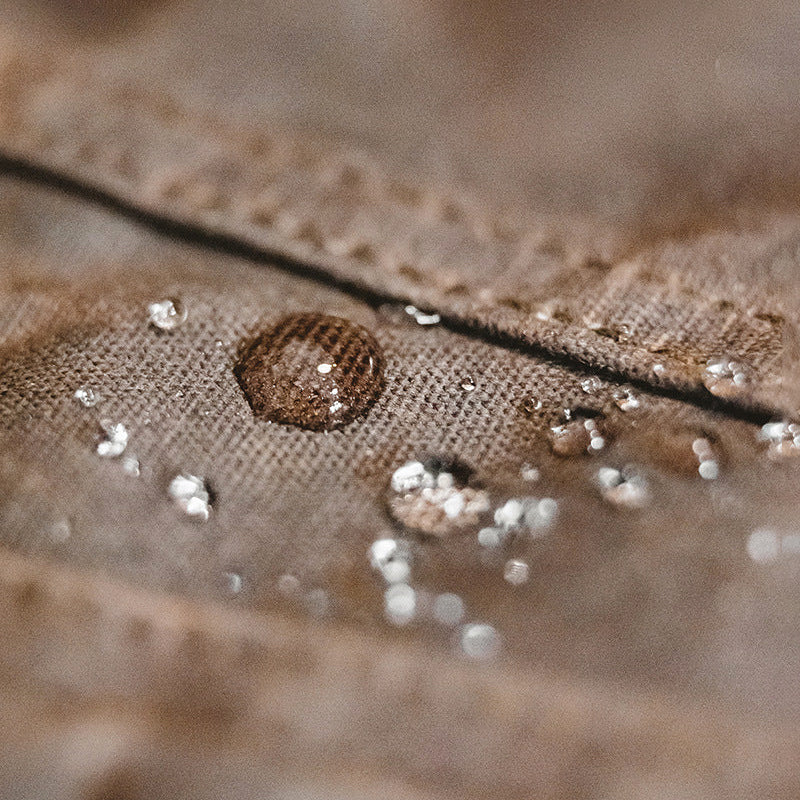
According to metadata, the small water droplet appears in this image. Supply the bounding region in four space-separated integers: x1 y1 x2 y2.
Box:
74 386 99 407
305 588 329 617
747 528 780 563
404 305 441 326
459 623 501 660
388 457 490 538
225 571 243 594
121 456 140 477
703 356 751 398
96 420 128 458
503 558 530 586
520 463 540 481
580 376 603 394
596 466 649 509
485 496 557 545
549 416 606 456
50 519 71 542
277 573 300 596
478 526 506 548
235 313 384 432
758 420 800 459
692 437 720 480
520 396 544 416
369 538 412 584
460 375 476 392
384 583 416 625
168 473 212 520
494 498 525 529
612 386 640 411
147 298 187 331
432 593 465 626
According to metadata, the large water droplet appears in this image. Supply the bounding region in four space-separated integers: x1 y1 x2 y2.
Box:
703 356 751 398
148 298 187 331
388 458 490 538
235 313 384 432
168 473 212 520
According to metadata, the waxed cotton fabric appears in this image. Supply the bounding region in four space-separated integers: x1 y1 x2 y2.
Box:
1 2 800 799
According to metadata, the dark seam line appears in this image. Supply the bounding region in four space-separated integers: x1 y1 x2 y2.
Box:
0 153 775 427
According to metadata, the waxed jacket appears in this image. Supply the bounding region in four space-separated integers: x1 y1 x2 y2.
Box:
1 2 800 798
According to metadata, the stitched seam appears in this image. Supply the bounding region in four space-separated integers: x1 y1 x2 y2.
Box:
0 49 788 420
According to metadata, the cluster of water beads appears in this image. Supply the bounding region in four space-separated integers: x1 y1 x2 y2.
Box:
367 533 499 658
388 459 491 538
404 305 441 326
596 466 650 509
168 473 213 521
549 415 606 456
703 356 751 399
758 420 800 459
148 298 187 331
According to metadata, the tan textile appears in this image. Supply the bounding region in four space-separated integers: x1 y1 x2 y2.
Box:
1 2 800 798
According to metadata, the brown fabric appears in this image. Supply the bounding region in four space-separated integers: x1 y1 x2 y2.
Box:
1 2 800 798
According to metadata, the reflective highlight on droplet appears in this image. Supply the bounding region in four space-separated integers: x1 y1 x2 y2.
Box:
692 437 720 480
478 496 557 548
234 313 384 432
433 593 465 626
